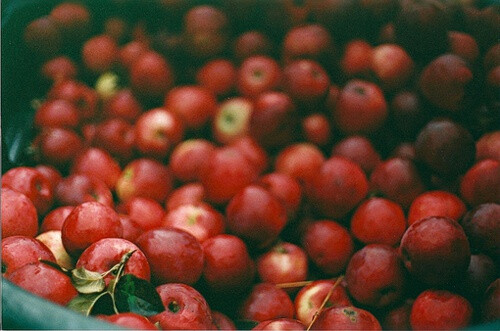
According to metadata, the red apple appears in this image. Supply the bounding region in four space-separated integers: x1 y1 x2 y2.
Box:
1 188 38 239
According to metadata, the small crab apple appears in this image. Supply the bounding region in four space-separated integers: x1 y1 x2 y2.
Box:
150 283 217 330
1 188 38 239
76 238 151 284
55 174 114 208
7 262 78 306
410 290 473 330
117 196 165 232
274 143 325 186
47 80 98 122
237 56 282 97
257 172 302 217
163 203 225 243
49 2 90 43
230 135 269 175
169 139 216 183
116 158 173 203
36 230 75 270
102 88 143 123
256 242 308 287
23 16 61 57
294 279 352 326
340 39 373 77
282 59 330 105
165 183 206 211
252 318 305 330
2 167 53 215
301 113 332 146
200 146 258 205
211 311 236 330
134 108 185 160
369 157 426 209
350 197 406 246
400 216 471 287
196 59 236 96
331 135 381 175
70 147 122 189
32 127 83 168
98 313 157 330
448 31 480 64
250 91 297 148
233 30 272 62
2 236 56 277
239 283 295 323
407 190 466 226
129 51 174 99
62 201 123 257
333 79 388 135
476 131 500 162
311 306 382 330
165 85 218 130
226 184 288 249
302 220 354 275
135 228 204 285
40 206 74 232
212 97 253 145
93 118 135 162
201 234 255 294
34 99 80 129
282 24 333 64
370 44 414 90
307 156 368 219
81 34 119 74
460 203 500 260
345 244 406 308
460 159 500 206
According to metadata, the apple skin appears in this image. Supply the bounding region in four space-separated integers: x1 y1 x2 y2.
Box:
55 174 114 208
76 238 151 284
162 202 225 243
135 228 204 285
134 108 185 160
61 201 123 257
212 97 253 145
252 318 305 330
256 242 308 287
97 313 157 330
418 54 473 112
274 143 325 186
476 131 500 162
41 57 76 83
282 59 330 105
200 147 258 205
345 244 406 308
70 147 122 189
311 306 382 330
400 216 471 287
340 39 373 77
302 220 354 275
233 30 272 62
283 24 333 65
331 135 381 176
116 158 173 204
407 190 466 226
32 127 84 169
307 156 368 219
201 234 255 294
370 43 414 90
1 188 39 239
410 290 473 330
81 34 118 74
169 139 216 183
36 230 75 270
239 283 295 323
460 159 500 207
2 167 54 216
257 172 302 218
294 279 352 326
165 182 206 211
2 235 56 277
211 311 236 330
150 283 217 330
129 51 174 99
164 85 218 130
237 55 282 97
226 184 288 249
102 88 142 123
7 262 78 306
34 99 80 129
333 79 388 135
196 59 236 96
117 196 165 232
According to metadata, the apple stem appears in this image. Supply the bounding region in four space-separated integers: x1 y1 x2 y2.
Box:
275 280 313 289
306 275 344 331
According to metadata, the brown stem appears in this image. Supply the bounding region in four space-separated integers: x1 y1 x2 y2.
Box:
275 280 314 289
306 275 344 331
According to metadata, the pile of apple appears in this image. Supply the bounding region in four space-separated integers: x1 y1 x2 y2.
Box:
2 0 499 330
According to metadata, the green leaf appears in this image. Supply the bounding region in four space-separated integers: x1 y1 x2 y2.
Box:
67 292 113 316
114 274 165 316
71 267 106 294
